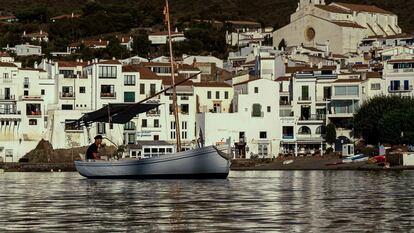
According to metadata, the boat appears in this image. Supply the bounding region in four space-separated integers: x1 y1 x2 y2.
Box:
73 0 231 179
75 146 230 179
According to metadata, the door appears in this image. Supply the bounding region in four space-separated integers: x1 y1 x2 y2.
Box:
302 86 309 100
404 80 409 91
5 88 10 99
301 106 310 120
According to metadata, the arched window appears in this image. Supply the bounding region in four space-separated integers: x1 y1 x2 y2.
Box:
316 126 326 135
298 126 311 135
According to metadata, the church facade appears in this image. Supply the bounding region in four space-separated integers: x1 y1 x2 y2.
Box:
273 0 402 54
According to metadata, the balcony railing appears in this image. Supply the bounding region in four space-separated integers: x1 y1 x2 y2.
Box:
298 96 311 101
299 114 326 121
282 135 294 140
146 110 160 117
388 85 413 93
0 95 15 100
27 111 42 117
392 68 414 73
101 92 116 98
279 100 291 106
0 110 20 115
60 92 75 99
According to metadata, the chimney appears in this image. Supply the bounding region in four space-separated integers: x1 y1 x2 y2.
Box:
34 62 38 69
40 30 43 35
71 12 74 18
99 39 102 43
23 31 26 36
80 59 83 63
121 37 124 43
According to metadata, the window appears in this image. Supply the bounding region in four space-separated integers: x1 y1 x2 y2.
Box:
24 77 29 88
260 131 267 139
62 86 73 97
182 131 187 139
142 119 147 128
124 75 136 85
370 83 380 90
140 84 145 94
24 90 29 96
182 121 187 130
216 91 220 99
153 135 159 141
298 126 311 135
154 119 159 128
65 120 82 131
254 87 259 93
224 91 229 99
124 92 135 102
79 86 86 93
180 104 189 114
61 104 73 110
59 70 75 78
124 121 135 130
335 86 359 96
282 126 294 139
29 119 37 125
267 106 271 112
252 104 262 117
41 89 45 95
126 133 135 144
98 66 117 78
207 91 211 99
26 104 41 115
301 86 309 100
170 131 176 139
101 85 115 97
97 123 105 134
150 84 156 95
170 121 176 129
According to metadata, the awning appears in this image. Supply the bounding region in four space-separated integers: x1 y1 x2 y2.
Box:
73 102 160 125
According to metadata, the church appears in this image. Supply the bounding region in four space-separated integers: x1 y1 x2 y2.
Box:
273 0 402 55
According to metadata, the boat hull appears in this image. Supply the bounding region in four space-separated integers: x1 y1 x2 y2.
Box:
74 146 230 179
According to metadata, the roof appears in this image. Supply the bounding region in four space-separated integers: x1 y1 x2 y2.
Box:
332 54 348 59
141 62 171 67
275 76 290 82
302 46 325 53
97 60 121 65
225 20 261 26
122 65 162 80
0 62 17 67
19 68 46 72
366 72 382 79
0 52 11 57
149 31 184 36
286 65 311 74
315 5 350 14
178 64 200 71
387 59 414 63
334 79 362 83
0 15 16 21
333 2 394 15
330 21 366 29
58 61 87 67
50 14 81 20
233 77 260 86
162 77 193 86
193 82 232 88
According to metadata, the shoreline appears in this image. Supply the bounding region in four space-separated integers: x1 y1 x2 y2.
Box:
2 159 414 172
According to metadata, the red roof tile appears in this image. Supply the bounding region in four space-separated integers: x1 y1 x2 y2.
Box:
333 2 394 15
0 62 17 67
58 61 87 67
315 5 350 14
331 21 365 29
193 82 232 88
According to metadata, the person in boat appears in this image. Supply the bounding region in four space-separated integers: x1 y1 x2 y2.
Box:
86 135 103 160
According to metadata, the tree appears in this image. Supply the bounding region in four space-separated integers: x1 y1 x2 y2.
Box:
354 95 414 145
325 123 337 147
132 34 151 57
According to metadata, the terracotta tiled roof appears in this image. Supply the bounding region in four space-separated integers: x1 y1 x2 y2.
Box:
97 60 121 65
19 68 46 72
141 62 171 67
162 77 193 86
275 76 290 82
0 52 11 57
178 64 200 71
366 72 382 79
315 5 350 14
333 2 394 15
225 20 261 26
193 82 232 88
387 59 414 63
0 62 17 67
332 54 348 59
149 31 184 36
58 61 87 67
122 65 162 80
330 21 365 29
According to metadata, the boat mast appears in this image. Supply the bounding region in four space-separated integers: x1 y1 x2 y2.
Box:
165 0 182 152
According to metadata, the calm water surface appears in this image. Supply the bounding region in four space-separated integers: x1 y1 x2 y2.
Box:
1 171 414 232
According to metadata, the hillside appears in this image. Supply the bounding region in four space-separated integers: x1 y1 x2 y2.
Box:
0 0 413 32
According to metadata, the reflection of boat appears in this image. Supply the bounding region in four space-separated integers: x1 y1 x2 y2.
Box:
73 0 231 179
75 146 230 179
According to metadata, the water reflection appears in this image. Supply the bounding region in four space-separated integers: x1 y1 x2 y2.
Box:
0 171 414 232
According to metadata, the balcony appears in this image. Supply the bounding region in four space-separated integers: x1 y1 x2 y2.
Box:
0 95 16 101
0 110 20 115
146 109 160 117
279 100 291 106
282 135 294 140
60 92 75 99
388 85 413 93
316 96 330 103
26 111 42 117
298 114 325 123
392 68 414 73
298 96 312 103
100 92 116 99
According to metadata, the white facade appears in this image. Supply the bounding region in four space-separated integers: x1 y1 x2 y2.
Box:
15 44 42 56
